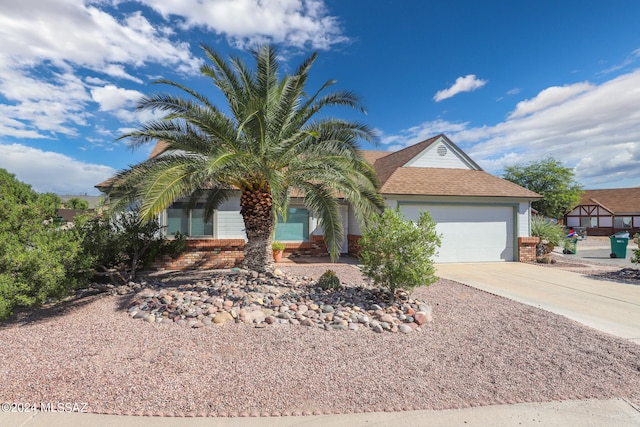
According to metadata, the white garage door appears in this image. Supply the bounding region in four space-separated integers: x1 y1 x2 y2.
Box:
400 204 515 263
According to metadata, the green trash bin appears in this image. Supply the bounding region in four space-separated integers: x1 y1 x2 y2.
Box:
563 236 578 254
609 232 630 258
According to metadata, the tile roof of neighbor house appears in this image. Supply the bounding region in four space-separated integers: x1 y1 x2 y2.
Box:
577 188 640 214
98 135 540 199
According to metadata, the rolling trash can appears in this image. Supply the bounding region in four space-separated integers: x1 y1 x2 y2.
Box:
609 232 630 258
563 236 578 254
563 228 578 254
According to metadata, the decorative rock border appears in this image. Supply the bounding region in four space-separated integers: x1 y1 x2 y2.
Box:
113 269 433 333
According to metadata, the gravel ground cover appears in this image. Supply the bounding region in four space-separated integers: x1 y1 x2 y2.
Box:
1 263 639 417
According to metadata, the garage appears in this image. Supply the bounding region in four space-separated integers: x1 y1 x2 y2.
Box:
400 204 515 263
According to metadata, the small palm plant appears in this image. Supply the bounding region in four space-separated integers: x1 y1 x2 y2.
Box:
530 216 565 260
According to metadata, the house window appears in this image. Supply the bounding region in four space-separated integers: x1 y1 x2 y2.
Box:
275 207 309 241
581 217 598 228
614 216 632 229
166 203 213 236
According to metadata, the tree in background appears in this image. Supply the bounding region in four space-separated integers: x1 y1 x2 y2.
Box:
64 197 89 210
502 158 583 219
0 168 37 205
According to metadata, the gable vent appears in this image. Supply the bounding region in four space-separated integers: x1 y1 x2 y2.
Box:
437 145 447 156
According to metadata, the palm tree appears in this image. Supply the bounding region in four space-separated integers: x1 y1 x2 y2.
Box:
107 44 384 273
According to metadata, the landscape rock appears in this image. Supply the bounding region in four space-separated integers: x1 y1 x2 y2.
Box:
122 269 433 333
213 312 234 324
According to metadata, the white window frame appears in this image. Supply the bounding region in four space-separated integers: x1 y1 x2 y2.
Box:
165 203 214 237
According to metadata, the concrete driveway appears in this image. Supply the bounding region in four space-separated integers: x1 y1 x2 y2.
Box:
436 262 640 344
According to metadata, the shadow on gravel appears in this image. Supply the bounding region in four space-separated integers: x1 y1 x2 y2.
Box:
586 269 640 286
0 288 106 328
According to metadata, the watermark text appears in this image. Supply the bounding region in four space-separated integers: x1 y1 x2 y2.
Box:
1 402 88 413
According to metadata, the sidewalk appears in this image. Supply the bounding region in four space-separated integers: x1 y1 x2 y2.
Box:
3 398 640 426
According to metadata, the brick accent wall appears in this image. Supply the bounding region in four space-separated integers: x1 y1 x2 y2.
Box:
151 236 332 271
279 235 329 258
152 239 245 271
347 234 362 257
518 237 540 262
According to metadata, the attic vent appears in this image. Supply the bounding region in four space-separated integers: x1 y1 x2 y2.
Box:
437 145 447 156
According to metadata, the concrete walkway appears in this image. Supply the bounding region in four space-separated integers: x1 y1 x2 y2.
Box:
3 262 640 426
3 398 640 427
436 262 640 344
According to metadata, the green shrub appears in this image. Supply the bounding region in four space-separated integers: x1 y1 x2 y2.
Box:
317 269 341 290
0 170 94 321
358 208 441 293
81 207 186 284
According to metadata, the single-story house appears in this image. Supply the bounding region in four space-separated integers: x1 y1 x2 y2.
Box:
564 188 640 236
97 134 541 269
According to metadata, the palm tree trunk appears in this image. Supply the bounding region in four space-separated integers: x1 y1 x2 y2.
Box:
240 185 275 273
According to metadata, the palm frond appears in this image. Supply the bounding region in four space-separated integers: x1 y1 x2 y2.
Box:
297 182 343 261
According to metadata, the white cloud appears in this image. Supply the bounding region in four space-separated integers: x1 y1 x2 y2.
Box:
0 0 346 145
380 119 469 150
0 1 199 73
129 0 347 49
0 0 201 139
434 74 488 102
0 143 116 195
0 67 92 137
90 85 144 111
507 82 594 119
384 68 640 189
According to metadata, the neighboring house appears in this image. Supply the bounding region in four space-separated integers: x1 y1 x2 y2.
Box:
59 195 104 209
97 134 541 269
56 209 94 222
564 188 640 236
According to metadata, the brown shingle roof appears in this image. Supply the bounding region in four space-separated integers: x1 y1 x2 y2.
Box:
149 140 169 158
361 135 539 199
372 134 482 185
377 167 541 198
578 188 640 214
95 177 114 189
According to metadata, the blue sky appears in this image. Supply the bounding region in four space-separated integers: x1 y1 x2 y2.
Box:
1 0 640 195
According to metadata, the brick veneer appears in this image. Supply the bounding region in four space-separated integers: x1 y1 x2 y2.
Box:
518 237 540 262
152 235 540 269
348 234 362 256
152 236 332 271
152 239 245 271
